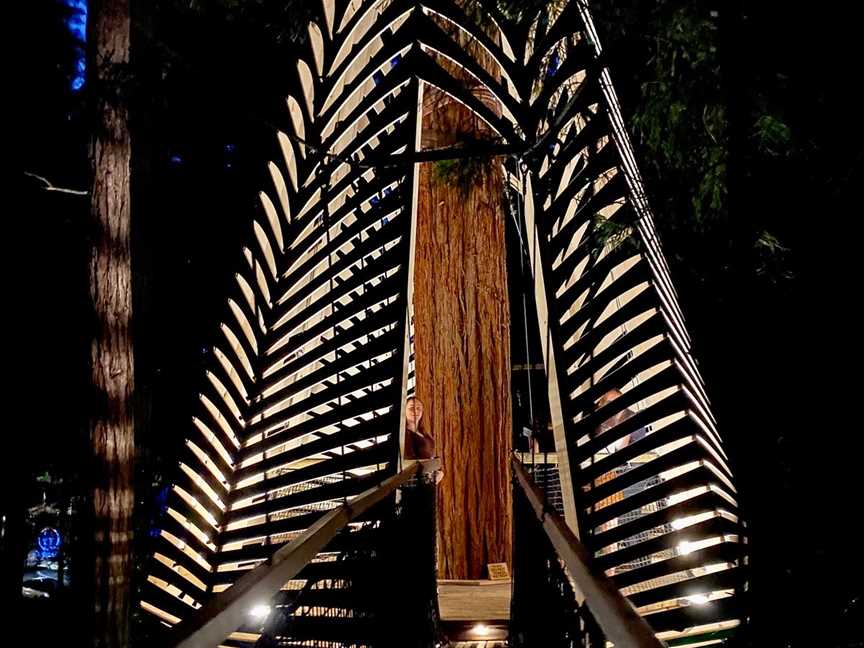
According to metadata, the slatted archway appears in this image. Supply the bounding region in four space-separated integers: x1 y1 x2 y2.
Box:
142 1 747 645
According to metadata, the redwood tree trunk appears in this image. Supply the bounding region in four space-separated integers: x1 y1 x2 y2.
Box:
88 1 135 646
414 84 512 580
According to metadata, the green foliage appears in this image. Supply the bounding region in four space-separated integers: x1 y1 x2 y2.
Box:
754 230 793 282
592 0 801 291
432 155 491 196
494 0 561 23
627 4 727 223
752 114 792 156
590 213 637 257
430 129 500 196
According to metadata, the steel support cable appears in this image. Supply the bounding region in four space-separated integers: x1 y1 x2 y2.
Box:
504 157 538 472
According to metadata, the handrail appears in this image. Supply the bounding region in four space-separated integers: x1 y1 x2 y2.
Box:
167 458 441 648
512 455 665 648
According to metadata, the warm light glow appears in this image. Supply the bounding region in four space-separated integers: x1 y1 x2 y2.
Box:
685 594 711 606
677 540 695 555
249 604 271 620
472 623 491 637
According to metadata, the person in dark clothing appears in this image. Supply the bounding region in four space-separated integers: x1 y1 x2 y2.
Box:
405 396 435 459
404 396 443 483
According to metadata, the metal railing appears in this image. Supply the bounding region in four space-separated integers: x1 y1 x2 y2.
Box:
165 459 440 648
511 455 665 648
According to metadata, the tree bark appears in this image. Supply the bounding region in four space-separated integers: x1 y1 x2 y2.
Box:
414 82 512 580
87 1 135 646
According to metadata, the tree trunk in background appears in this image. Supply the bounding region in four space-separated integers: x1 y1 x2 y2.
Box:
413 84 512 580
88 1 135 646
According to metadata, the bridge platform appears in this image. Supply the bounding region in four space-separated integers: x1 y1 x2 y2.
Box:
438 579 509 644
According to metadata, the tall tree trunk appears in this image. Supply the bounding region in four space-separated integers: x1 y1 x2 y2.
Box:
87 1 134 646
414 80 512 579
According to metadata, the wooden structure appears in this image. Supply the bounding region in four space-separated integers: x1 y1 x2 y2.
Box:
142 1 747 646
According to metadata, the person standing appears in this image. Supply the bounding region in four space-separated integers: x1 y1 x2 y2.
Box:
404 397 443 484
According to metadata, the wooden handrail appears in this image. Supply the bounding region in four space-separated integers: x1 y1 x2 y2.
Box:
512 455 665 648
167 459 441 648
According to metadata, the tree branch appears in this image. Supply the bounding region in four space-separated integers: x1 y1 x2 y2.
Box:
24 172 88 196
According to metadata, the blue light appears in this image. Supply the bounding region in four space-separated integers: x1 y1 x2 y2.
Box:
170 154 183 165
546 53 561 78
150 485 170 537
225 143 236 153
37 528 62 559
64 0 88 92
67 15 86 41
156 485 170 512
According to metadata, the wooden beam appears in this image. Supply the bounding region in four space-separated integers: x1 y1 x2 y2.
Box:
512 456 665 648
167 459 440 648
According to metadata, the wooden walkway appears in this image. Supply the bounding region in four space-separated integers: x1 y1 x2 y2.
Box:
438 580 510 643
438 580 511 620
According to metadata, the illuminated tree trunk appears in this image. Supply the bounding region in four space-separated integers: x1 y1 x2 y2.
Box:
88 1 135 646
414 84 512 580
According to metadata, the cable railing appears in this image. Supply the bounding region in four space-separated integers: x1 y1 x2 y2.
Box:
164 459 441 648
511 454 665 648
257 466 444 648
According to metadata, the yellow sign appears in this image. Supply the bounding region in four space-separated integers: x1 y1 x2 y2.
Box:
487 562 510 580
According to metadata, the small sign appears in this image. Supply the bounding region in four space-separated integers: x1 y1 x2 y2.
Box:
487 562 510 581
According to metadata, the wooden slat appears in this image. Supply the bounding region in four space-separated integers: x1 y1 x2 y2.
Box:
165 459 439 648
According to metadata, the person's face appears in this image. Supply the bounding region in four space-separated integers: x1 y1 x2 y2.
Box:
406 399 423 432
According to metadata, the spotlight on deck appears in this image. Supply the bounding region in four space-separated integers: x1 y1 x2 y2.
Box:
472 623 491 637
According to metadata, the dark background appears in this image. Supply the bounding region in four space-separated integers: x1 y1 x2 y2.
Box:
10 1 862 646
